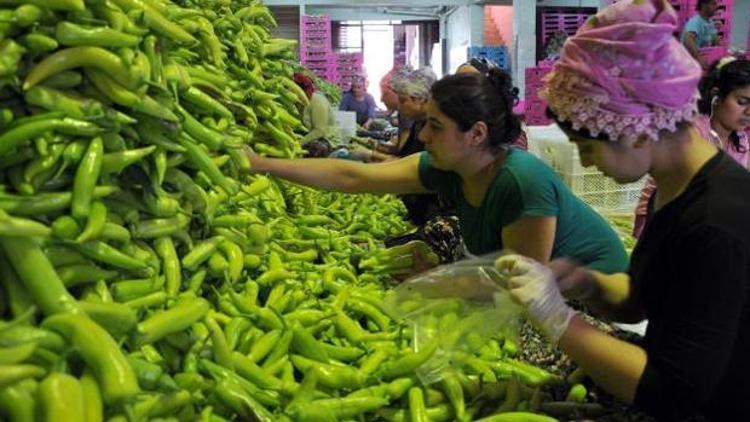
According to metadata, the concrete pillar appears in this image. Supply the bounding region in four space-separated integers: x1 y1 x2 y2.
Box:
513 0 536 96
469 3 484 46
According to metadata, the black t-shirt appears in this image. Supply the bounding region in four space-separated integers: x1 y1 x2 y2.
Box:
398 121 445 225
630 152 750 421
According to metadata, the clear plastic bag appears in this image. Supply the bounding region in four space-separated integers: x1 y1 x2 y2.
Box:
382 252 523 384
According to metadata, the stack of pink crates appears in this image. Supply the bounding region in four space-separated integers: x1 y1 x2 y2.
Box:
300 15 337 82
524 62 555 126
334 52 364 91
540 9 592 47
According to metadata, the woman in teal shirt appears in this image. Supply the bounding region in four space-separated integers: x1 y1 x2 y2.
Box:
245 69 627 273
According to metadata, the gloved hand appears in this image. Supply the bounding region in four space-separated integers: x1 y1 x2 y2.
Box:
495 254 576 343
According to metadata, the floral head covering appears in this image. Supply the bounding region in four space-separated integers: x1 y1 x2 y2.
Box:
542 0 702 141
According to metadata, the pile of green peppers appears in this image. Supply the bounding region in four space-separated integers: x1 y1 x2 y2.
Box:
0 0 605 421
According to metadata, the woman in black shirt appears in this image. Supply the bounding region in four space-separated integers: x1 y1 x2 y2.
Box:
497 1 750 420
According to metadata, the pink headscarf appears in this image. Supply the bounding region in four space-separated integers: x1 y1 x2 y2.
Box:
542 0 702 142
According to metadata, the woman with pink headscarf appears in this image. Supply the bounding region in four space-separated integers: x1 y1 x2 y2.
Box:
497 1 750 420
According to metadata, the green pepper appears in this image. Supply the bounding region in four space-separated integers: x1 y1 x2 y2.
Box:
182 86 233 119
56 21 141 48
135 297 210 345
24 46 136 90
231 351 285 391
78 301 137 338
38 373 85 422
100 146 156 175
109 0 197 44
182 236 223 270
43 313 140 404
0 117 100 158
0 378 36 422
0 209 52 237
1 238 82 316
375 339 439 380
20 32 58 53
154 237 181 296
72 240 150 274
57 263 118 287
177 134 238 194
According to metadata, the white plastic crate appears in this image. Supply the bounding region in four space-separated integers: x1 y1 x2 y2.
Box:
533 137 645 214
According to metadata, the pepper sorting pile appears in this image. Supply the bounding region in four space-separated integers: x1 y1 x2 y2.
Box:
0 0 603 421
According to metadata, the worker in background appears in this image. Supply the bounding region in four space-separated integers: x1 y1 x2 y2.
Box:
632 57 750 238
501 1 750 419
293 73 338 146
681 0 719 68
370 67 436 164
379 66 414 135
339 75 377 129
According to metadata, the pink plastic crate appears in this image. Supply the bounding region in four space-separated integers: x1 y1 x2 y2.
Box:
540 10 591 43
699 46 729 66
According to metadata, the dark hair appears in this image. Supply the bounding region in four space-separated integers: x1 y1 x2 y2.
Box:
697 0 714 11
698 59 750 152
430 68 521 152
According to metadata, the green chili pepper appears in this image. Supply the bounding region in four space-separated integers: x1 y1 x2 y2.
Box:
0 209 51 237
56 21 141 48
290 321 329 363
182 236 223 270
182 86 233 119
72 240 150 274
1 238 82 316
231 351 285 391
376 339 439 380
24 46 136 90
78 301 137 338
43 313 140 404
0 378 36 422
135 297 210 345
38 372 85 422
109 0 197 44
131 213 190 239
291 354 364 390
80 370 103 422
73 201 107 242
70 136 103 219
57 263 118 287
176 105 225 151
177 134 237 194
0 117 100 158
100 145 157 175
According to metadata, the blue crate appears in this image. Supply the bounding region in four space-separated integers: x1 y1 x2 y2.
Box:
467 46 510 70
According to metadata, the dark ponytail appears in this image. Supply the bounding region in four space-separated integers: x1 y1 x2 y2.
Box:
430 68 522 153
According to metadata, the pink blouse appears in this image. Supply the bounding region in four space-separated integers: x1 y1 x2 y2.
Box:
633 115 749 237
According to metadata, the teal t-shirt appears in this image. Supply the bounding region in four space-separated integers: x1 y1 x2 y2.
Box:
418 149 628 273
681 15 717 48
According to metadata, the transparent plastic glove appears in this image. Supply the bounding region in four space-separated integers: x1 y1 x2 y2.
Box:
495 254 576 344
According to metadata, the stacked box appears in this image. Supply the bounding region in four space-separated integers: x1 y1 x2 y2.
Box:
524 65 554 126
535 138 646 214
334 52 364 91
699 46 729 67
299 15 336 82
540 10 592 46
467 46 510 70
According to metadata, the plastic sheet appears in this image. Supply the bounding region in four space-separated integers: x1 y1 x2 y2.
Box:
383 252 523 384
